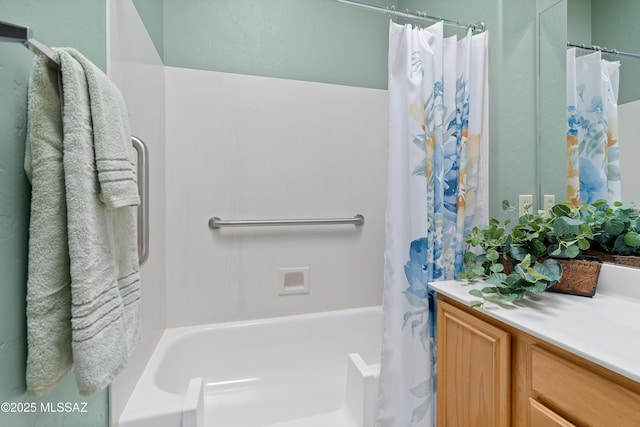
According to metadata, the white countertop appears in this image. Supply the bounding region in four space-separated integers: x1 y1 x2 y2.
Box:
429 263 640 383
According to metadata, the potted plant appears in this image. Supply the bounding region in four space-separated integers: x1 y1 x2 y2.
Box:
580 200 640 266
461 200 601 305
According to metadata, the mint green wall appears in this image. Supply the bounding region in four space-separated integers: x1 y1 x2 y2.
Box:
538 0 568 204
0 1 109 426
567 0 591 43
591 0 640 104
132 0 164 61
162 0 394 89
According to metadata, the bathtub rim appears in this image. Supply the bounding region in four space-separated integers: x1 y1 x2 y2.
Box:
117 305 382 426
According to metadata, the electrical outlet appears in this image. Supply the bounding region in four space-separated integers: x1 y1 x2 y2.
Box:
543 194 556 211
518 194 533 216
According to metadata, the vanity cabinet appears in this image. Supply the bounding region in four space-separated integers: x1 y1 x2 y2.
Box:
436 298 511 427
436 296 640 427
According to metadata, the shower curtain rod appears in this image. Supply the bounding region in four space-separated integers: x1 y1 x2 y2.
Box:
335 0 485 34
568 42 640 60
0 20 59 68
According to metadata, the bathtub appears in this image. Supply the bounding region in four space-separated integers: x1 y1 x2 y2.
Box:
118 306 382 427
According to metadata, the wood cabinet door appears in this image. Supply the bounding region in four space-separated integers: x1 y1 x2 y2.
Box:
437 299 511 427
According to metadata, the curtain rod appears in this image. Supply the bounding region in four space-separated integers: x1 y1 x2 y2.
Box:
0 20 59 68
335 0 485 34
568 42 640 60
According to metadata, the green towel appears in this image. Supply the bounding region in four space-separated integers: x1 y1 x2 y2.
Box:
25 49 141 396
24 54 73 398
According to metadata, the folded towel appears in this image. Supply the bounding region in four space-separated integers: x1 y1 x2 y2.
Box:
65 49 139 209
25 48 141 396
24 54 73 397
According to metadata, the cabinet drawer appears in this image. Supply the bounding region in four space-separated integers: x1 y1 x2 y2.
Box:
531 346 640 426
529 398 576 427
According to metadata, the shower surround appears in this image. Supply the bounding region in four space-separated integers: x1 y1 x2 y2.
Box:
108 0 388 423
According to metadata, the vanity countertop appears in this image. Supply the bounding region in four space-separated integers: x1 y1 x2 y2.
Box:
429 263 640 384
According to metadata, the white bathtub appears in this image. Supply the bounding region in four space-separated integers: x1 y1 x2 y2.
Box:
118 306 382 427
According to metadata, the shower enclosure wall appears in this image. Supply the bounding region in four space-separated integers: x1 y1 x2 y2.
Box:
108 0 388 423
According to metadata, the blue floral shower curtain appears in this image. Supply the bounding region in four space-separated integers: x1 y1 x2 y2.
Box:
566 48 621 205
376 21 488 426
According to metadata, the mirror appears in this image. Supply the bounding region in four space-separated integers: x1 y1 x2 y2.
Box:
538 0 640 207
538 0 567 206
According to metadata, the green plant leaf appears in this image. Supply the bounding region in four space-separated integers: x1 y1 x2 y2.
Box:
614 235 635 255
486 248 499 261
548 243 562 257
486 273 508 286
514 263 539 283
509 246 529 261
553 217 578 237
470 266 486 276
579 223 594 239
552 204 571 217
533 259 562 281
566 217 585 226
529 280 550 293
565 245 580 258
469 289 484 298
528 239 547 258
623 231 640 248
463 251 477 264
604 219 625 236
578 238 591 250
489 263 504 273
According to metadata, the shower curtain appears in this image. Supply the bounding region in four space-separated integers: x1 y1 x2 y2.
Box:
566 48 621 205
377 21 488 426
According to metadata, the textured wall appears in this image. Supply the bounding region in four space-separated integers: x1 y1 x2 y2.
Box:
0 1 109 426
163 0 395 89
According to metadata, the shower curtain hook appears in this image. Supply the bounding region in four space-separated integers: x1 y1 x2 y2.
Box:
474 22 486 33
387 4 395 23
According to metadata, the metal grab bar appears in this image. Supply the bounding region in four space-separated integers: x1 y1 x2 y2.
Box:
132 136 149 265
208 214 365 229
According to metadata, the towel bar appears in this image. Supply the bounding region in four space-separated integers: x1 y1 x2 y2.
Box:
132 136 149 265
208 214 365 229
0 20 151 266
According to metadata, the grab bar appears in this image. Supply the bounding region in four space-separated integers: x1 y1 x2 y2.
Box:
208 214 365 229
131 136 149 265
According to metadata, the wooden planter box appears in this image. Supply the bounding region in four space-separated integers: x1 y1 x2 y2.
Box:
546 257 602 297
500 255 602 298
